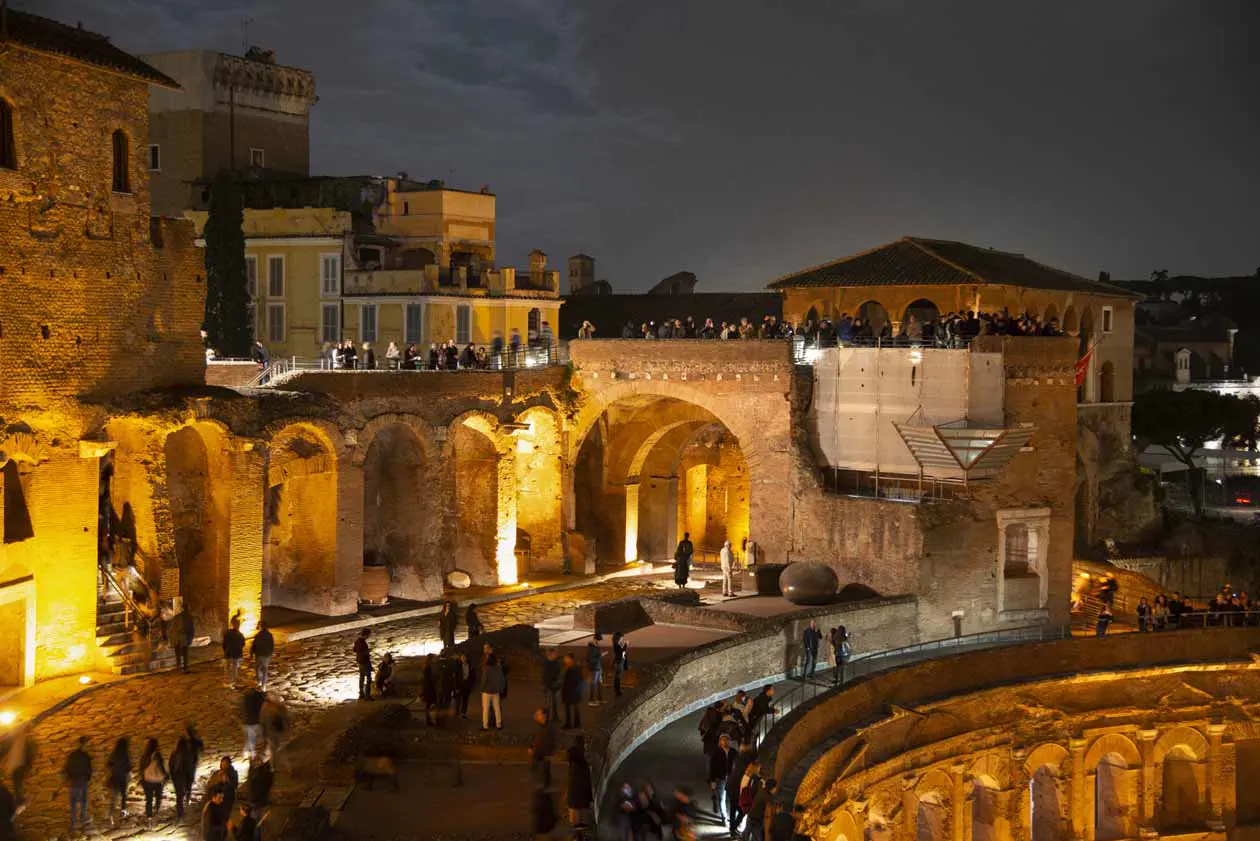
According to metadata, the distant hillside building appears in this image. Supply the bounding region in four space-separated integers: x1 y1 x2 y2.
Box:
142 48 317 216
567 253 610 295
649 271 698 295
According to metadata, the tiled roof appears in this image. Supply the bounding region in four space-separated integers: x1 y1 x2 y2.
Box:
769 237 1141 299
4 8 179 87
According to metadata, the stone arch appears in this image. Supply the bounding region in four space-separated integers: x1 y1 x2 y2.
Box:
1084 733 1141 770
450 411 504 585
1023 744 1070 776
1042 303 1059 327
361 418 443 600
1159 743 1206 831
902 298 942 333
1062 306 1078 336
164 422 234 637
916 787 951 841
356 413 435 466
857 300 891 336
265 421 343 614
513 406 564 573
1153 726 1209 763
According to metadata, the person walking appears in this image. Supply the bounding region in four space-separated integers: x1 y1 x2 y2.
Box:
201 790 230 841
673 533 694 588
529 708 557 788
726 745 755 835
746 779 776 841
561 654 584 730
64 736 93 834
720 540 736 596
242 688 265 758
466 602 484 638
586 635 605 706
1096 604 1114 636
480 652 506 730
830 626 851 685
802 620 822 678
566 736 594 829
455 652 475 719
251 621 275 690
106 737 132 825
736 760 763 840
611 632 629 697
222 617 246 689
1 723 34 808
541 648 562 720
354 629 373 700
747 686 776 738
170 725 204 819
170 598 194 673
139 737 169 821
706 733 735 821
439 601 457 650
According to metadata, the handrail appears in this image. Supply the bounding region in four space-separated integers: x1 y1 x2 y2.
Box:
753 624 1068 744
245 343 570 387
99 559 152 636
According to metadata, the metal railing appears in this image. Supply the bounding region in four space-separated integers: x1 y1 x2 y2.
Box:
753 624 1068 744
245 343 569 387
99 558 153 636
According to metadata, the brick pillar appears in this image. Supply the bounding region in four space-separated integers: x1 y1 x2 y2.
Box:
1207 723 1228 830
496 443 519 584
952 765 967 841
1009 749 1029 841
624 481 640 563
226 442 265 634
1138 729 1158 830
332 461 364 614
1069 738 1088 839
664 475 679 558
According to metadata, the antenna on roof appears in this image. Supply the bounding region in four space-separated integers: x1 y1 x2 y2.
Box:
240 17 254 54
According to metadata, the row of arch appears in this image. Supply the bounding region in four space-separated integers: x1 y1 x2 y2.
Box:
826 726 1257 841
799 297 1098 339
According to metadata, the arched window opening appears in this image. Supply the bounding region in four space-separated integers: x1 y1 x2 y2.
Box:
112 130 130 193
1030 766 1063 841
971 778 1000 841
1094 753 1133 841
1159 745 1205 831
917 792 949 841
0 99 16 170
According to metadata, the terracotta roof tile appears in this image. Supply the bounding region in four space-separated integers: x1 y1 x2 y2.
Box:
3 8 179 87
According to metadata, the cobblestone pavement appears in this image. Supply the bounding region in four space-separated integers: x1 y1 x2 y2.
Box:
12 578 667 840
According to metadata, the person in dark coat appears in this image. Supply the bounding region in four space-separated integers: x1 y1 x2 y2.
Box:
466 603 484 638
354 629 373 700
455 653 475 719
242 688 266 758
0 781 14 841
706 733 735 819
566 736 594 828
139 737 169 819
748 686 777 737
375 652 396 697
106 737 132 823
170 725 204 819
532 786 558 837
170 600 195 673
201 790 229 841
64 736 93 833
245 755 273 807
233 802 258 841
529 708 556 787
207 756 238 818
801 620 822 677
673 533 694 587
222 617 246 688
561 654 584 730
251 621 275 691
439 602 457 650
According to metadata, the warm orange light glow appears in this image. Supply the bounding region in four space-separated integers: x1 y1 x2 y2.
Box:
624 483 640 562
78 675 92 685
0 712 16 727
496 528 519 586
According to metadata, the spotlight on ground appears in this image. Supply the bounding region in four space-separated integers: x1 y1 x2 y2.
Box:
79 675 92 685
0 711 16 727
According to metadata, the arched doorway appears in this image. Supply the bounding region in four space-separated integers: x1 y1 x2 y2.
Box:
1062 306 1078 336
971 777 1000 841
1094 752 1134 841
572 396 751 565
857 300 890 337
902 299 941 336
266 424 340 614
452 416 500 585
1042 303 1059 329
164 424 232 637
1160 745 1205 830
917 791 950 841
363 422 441 599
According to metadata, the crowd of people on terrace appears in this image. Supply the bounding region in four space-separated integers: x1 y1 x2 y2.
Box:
604 308 1063 346
1083 576 1260 635
316 321 556 371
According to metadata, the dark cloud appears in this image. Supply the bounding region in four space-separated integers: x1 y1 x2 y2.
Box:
27 0 1260 289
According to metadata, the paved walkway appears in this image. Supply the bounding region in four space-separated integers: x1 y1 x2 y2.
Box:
6 578 669 841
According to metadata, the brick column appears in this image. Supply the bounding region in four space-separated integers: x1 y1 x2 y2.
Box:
1207 723 1228 830
1009 749 1029 841
1138 729 1158 830
952 764 967 841
664 475 679 557
332 461 364 614
226 441 265 633
1069 738 1088 840
624 481 640 562
496 443 519 584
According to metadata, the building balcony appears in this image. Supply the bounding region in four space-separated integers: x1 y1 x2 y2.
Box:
343 265 560 299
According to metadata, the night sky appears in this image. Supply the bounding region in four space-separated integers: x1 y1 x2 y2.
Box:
30 0 1260 291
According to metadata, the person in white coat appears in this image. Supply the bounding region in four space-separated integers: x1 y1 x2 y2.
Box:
720 540 736 597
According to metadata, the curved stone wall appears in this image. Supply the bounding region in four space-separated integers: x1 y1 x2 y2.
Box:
762 628 1260 841
590 595 920 807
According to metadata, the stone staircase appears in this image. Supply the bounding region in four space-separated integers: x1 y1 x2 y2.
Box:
95 583 175 676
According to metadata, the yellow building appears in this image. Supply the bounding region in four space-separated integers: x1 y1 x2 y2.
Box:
188 177 560 358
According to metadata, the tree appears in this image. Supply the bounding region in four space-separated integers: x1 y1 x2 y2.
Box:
203 172 252 358
1133 389 1260 515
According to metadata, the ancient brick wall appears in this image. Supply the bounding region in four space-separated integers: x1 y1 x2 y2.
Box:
0 47 204 411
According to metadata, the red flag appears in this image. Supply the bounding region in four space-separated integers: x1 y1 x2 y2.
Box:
1075 345 1095 386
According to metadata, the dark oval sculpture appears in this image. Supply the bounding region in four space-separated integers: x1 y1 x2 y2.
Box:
779 561 839 605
